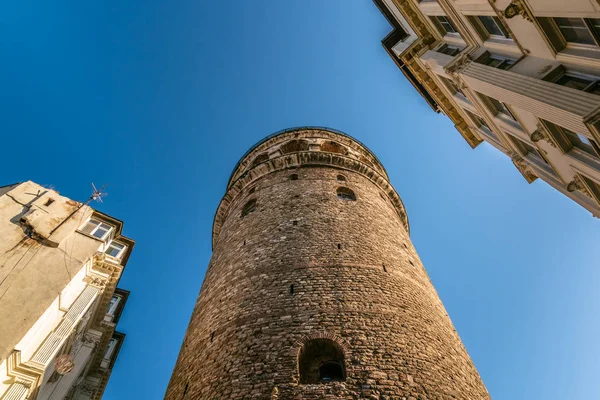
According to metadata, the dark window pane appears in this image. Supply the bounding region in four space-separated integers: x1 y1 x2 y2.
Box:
588 18 600 38
498 59 515 70
555 74 593 91
436 16 457 34
554 18 595 45
478 16 509 37
564 128 599 156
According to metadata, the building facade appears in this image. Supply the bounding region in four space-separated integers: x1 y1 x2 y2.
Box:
165 127 489 399
375 0 600 217
0 181 132 400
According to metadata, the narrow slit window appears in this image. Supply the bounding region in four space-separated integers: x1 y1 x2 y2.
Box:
290 174 299 180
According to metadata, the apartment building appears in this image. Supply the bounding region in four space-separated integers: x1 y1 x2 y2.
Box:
0 181 133 400
375 0 600 217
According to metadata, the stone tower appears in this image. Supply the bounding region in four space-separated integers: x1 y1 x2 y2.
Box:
165 127 489 399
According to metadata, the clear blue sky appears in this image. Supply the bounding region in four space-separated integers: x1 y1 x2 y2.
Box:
1 1 599 399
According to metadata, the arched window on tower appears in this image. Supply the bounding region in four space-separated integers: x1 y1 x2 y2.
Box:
241 199 257 217
298 338 346 384
336 187 356 201
337 174 346 182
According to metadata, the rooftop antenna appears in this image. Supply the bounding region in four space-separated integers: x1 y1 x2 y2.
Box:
90 182 108 204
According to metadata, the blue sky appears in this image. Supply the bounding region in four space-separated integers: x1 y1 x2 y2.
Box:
1 1 599 399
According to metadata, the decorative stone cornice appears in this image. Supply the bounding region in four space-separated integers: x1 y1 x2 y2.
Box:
530 122 557 148
83 332 102 347
444 53 472 76
511 156 538 183
567 175 591 197
504 0 533 22
213 129 410 248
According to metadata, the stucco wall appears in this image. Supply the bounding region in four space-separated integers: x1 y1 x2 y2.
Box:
0 182 102 361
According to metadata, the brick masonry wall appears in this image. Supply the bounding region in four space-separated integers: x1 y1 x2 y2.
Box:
165 129 490 399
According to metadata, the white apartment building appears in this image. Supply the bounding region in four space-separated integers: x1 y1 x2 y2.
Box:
375 0 600 217
0 181 133 400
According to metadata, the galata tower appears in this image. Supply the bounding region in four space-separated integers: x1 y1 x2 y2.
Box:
165 127 489 399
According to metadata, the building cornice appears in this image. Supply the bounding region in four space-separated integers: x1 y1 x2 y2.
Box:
213 129 410 248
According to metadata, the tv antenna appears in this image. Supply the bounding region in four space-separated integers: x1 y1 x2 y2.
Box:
89 182 108 205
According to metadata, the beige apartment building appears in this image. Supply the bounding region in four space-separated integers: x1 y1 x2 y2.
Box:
0 181 132 400
375 0 600 217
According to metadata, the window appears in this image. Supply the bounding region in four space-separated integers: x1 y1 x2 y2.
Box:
80 219 113 240
107 295 122 316
437 43 461 56
477 92 518 121
509 136 545 161
479 55 515 70
440 76 465 97
290 174 299 181
466 110 499 140
298 339 346 384
241 199 257 217
336 187 356 201
105 242 126 259
250 153 269 167
581 175 600 204
280 139 309 154
554 18 600 46
430 16 458 35
554 72 600 95
336 175 346 182
542 120 600 159
320 141 347 155
480 16 510 38
104 338 118 361
467 110 490 130
469 16 511 40
537 17 600 52
563 128 600 157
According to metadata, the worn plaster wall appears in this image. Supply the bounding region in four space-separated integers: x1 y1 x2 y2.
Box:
165 129 489 399
0 182 101 361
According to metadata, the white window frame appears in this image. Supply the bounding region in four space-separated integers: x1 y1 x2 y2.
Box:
107 295 122 316
80 218 114 241
105 241 127 259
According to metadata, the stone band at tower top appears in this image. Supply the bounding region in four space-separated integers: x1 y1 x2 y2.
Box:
165 127 490 399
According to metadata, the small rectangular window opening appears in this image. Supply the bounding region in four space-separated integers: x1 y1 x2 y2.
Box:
210 332 215 343
290 284 294 294
293 220 298 226
337 243 342 250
